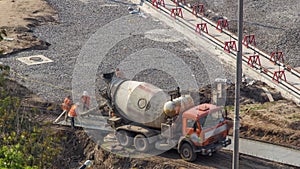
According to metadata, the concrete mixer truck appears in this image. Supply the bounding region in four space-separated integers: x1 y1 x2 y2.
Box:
100 73 232 162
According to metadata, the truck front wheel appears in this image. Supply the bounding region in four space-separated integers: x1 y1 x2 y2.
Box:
134 134 150 152
180 143 197 162
116 130 133 147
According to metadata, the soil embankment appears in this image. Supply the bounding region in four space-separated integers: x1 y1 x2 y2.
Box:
0 0 57 55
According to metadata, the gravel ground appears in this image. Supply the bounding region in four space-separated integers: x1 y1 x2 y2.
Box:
187 0 300 67
1 0 233 103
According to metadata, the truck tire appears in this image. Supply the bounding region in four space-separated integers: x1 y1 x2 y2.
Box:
180 143 197 162
116 130 133 147
133 134 150 152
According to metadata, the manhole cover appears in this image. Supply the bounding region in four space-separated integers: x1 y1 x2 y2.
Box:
17 55 53 65
29 57 43 62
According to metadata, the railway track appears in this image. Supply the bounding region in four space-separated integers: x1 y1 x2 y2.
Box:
139 0 300 104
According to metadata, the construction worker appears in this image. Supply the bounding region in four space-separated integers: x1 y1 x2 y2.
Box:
68 102 79 129
115 68 125 78
61 95 72 122
81 91 90 112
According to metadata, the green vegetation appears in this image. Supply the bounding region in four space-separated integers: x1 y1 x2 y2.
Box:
0 66 63 168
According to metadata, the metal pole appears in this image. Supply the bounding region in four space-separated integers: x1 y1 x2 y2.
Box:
233 0 243 168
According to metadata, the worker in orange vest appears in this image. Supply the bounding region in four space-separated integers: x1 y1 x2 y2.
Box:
61 95 72 122
68 102 79 129
81 91 90 112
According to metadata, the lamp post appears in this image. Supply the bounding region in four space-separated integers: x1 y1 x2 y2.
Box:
233 0 244 168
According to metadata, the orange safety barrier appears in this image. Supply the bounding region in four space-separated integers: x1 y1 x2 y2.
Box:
224 41 237 53
216 19 228 32
152 0 165 8
171 8 183 18
192 3 204 15
272 70 286 83
195 23 208 34
242 34 256 48
247 55 261 68
270 51 284 64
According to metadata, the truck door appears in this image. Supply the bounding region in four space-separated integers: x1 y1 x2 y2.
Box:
183 118 201 145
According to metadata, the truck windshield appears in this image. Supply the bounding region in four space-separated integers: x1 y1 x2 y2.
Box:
199 110 224 129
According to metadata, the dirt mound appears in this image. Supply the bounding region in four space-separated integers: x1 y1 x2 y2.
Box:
198 80 283 105
235 100 300 149
0 0 56 56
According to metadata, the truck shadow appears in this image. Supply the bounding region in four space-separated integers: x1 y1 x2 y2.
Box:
159 149 233 168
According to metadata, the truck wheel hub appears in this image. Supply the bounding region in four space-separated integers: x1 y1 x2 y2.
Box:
183 148 190 157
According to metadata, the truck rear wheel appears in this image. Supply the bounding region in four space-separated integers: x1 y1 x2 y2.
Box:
116 130 133 147
180 143 197 162
134 134 150 152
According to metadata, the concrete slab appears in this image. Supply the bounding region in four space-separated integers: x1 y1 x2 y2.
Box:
225 137 300 167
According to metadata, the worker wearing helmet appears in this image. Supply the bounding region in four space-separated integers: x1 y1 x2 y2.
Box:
81 91 90 112
62 95 72 122
68 102 79 129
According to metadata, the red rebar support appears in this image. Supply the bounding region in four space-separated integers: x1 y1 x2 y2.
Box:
216 19 228 32
272 70 287 83
247 55 261 68
170 8 183 19
242 34 256 48
192 3 204 15
152 0 165 7
270 51 284 64
224 41 237 53
195 23 208 34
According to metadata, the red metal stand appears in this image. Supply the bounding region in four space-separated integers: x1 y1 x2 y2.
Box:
242 35 256 48
152 0 165 8
272 70 286 83
262 67 268 74
247 55 261 68
224 41 237 53
195 23 208 34
216 19 228 32
192 3 204 15
270 51 284 64
170 8 183 18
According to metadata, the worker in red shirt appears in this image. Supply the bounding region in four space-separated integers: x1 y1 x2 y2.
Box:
81 91 90 112
68 102 79 129
61 95 72 122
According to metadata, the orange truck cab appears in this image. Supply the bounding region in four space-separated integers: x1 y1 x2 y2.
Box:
177 103 232 161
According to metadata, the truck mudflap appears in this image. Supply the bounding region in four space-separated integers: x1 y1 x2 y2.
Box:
195 138 231 156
